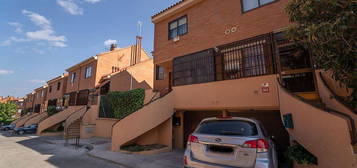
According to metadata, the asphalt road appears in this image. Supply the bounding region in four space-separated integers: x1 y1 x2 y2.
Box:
0 131 123 168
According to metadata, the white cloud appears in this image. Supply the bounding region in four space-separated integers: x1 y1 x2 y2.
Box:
84 0 102 4
29 79 45 83
32 48 45 55
22 10 51 29
0 39 12 46
57 0 83 15
22 10 67 48
8 22 23 33
0 70 14 75
104 39 117 47
0 36 30 46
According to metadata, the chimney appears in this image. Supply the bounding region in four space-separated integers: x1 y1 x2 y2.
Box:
136 36 142 63
130 36 143 66
110 43 117 51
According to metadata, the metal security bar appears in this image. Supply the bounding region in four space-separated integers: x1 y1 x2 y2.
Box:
172 33 276 86
217 33 275 81
173 49 216 86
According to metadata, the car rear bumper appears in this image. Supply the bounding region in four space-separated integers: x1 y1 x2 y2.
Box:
184 150 272 168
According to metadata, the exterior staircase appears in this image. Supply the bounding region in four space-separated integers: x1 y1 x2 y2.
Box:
111 91 174 151
24 112 48 127
37 106 85 135
278 78 357 168
64 106 89 140
65 120 81 139
15 113 39 128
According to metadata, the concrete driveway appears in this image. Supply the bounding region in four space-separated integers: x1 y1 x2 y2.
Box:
0 131 123 168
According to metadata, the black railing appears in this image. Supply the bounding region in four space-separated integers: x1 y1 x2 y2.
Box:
173 33 276 86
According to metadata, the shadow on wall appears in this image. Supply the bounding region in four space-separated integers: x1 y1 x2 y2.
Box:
109 70 152 92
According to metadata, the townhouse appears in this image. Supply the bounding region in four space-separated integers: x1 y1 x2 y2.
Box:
36 36 153 138
33 86 48 113
109 1 357 168
46 74 68 108
23 93 35 113
9 1 356 167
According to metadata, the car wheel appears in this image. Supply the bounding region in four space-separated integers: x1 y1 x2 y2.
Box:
19 130 24 135
4 128 8 131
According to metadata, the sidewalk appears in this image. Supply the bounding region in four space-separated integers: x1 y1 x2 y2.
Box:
40 136 183 168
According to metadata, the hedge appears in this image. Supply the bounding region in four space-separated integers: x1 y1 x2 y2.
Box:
47 106 58 116
100 88 145 119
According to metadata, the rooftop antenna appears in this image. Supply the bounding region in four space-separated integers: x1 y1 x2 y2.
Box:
137 21 143 36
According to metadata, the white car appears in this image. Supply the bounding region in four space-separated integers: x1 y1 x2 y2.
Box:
184 117 278 168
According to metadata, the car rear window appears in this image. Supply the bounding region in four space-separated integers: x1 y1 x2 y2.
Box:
196 120 258 136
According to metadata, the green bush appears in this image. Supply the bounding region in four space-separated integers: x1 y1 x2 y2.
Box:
0 102 17 122
102 88 145 119
47 106 58 116
286 143 318 165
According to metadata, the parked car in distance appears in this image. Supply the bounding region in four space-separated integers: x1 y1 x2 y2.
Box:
184 117 278 168
1 124 16 131
13 124 38 135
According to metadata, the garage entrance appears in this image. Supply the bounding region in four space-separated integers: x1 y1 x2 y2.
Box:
174 110 290 166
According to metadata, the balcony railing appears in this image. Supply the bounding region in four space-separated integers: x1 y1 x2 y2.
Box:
173 33 276 86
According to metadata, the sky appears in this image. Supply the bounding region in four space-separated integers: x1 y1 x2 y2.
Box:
0 0 180 98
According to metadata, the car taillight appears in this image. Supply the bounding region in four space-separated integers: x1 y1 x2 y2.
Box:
187 135 198 145
243 139 269 152
183 156 188 166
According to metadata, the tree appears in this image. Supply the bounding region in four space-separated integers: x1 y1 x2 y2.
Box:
285 0 357 107
0 102 17 123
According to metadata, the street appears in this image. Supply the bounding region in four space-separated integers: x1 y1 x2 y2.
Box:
0 131 123 168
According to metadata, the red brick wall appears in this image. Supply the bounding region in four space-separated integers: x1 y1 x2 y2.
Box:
153 0 290 91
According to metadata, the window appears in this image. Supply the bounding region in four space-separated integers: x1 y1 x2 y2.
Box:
156 66 165 80
197 120 258 136
173 49 215 86
85 66 92 78
169 16 187 39
242 0 276 12
70 73 76 83
41 91 44 97
49 86 52 93
57 82 61 91
220 34 274 80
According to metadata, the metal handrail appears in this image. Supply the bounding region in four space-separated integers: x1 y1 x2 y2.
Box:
64 106 87 136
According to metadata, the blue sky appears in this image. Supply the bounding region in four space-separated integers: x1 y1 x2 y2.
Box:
0 0 180 97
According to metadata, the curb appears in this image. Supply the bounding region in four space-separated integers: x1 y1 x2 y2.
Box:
87 152 133 168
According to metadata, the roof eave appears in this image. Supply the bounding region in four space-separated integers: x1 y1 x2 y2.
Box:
152 0 203 23
65 56 98 72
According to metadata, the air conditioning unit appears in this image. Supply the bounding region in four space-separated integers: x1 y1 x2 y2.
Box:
173 36 180 42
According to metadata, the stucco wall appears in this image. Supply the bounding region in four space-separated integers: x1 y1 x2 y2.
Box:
279 86 356 168
111 92 174 151
94 118 119 138
174 75 279 110
37 106 83 134
66 60 97 93
320 71 352 98
109 59 154 92
24 112 47 127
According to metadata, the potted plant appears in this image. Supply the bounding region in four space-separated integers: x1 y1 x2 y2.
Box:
286 143 318 168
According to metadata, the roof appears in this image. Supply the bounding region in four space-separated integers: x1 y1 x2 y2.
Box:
151 0 203 23
97 58 153 86
34 85 48 92
65 45 134 72
152 0 186 18
47 74 68 84
66 56 98 72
